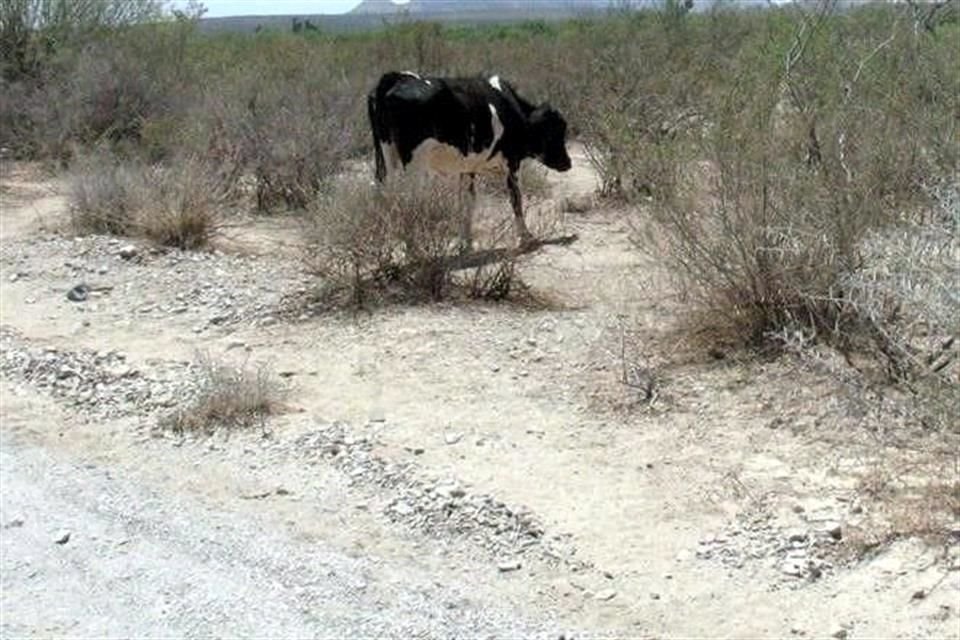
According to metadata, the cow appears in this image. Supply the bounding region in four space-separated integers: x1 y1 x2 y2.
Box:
367 71 572 251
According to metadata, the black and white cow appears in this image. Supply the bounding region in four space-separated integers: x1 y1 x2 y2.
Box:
367 71 572 249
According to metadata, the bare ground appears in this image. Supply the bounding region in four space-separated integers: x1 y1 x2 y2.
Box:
1 149 958 638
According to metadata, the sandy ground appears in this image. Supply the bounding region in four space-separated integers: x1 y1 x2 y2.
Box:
1 149 958 638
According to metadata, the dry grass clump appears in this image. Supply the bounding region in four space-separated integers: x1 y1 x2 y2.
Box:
164 352 287 434
842 461 960 558
303 172 526 307
68 151 225 249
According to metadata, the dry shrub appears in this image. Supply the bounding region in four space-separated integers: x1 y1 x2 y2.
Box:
844 464 960 557
303 172 524 307
842 180 960 431
68 150 225 249
163 352 287 434
181 51 361 213
643 5 955 345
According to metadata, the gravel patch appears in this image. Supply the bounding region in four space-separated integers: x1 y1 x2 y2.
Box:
0 234 313 329
294 423 587 569
0 326 194 421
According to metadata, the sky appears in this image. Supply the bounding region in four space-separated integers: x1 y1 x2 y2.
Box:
200 0 408 17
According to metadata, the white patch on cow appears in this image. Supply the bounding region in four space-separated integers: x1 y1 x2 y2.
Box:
406 103 507 178
488 103 504 144
400 70 431 85
489 75 503 92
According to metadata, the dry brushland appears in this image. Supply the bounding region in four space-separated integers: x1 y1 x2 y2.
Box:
1 1 959 638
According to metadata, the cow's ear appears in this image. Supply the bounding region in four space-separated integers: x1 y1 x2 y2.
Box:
530 104 549 124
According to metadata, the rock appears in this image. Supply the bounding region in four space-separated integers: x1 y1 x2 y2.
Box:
8 272 19 282
66 284 90 302
650 592 661 600
497 559 522 572
118 245 138 260
562 193 595 213
781 560 805 577
54 531 71 545
3 518 24 529
444 432 463 445
830 626 848 639
911 589 926 600
595 589 617 601
552 578 576 597
393 501 414 516
825 523 843 541
787 529 809 543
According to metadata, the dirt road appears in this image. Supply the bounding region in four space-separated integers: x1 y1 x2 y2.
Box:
1 395 571 639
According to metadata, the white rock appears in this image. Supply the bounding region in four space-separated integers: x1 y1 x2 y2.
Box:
595 589 617 601
497 559 521 572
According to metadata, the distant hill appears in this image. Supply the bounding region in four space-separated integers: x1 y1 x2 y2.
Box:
197 1 856 35
199 0 633 34
350 0 614 16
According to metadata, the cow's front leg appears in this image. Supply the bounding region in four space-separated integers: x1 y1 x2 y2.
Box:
507 169 534 248
458 173 476 254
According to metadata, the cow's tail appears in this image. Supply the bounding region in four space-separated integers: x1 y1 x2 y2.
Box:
369 71 405 184
368 91 386 183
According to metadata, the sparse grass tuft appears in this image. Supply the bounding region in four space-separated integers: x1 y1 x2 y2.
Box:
68 151 225 249
164 352 287 434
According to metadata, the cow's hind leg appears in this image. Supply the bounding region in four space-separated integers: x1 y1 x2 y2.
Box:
458 173 476 254
507 169 535 248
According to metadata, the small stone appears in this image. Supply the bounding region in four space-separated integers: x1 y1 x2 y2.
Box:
54 531 71 545
911 589 926 600
444 432 463 445
825 523 843 541
498 559 521 572
490 365 500 373
3 518 24 529
595 589 617 601
830 626 848 639
66 284 89 302
781 560 805 577
393 501 414 516
118 245 138 260
8 272 19 282
650 592 661 600
787 528 809 543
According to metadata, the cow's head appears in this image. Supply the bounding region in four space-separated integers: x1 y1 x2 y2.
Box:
530 103 572 172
